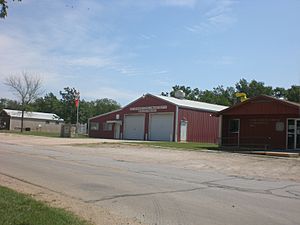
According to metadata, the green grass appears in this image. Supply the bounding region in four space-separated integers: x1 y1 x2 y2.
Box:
129 141 219 151
0 130 60 137
0 130 88 138
0 186 91 225
72 141 219 151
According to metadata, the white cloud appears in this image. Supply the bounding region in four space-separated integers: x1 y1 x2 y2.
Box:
64 57 116 68
153 70 169 75
162 0 197 7
84 87 139 105
185 0 237 34
138 34 157 40
196 56 235 65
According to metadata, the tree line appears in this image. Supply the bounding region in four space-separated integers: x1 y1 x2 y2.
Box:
0 86 121 124
161 78 300 106
2 76 299 126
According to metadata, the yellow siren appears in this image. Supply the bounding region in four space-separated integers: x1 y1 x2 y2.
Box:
235 92 248 102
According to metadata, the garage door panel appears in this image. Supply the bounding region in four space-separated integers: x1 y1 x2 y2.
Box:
149 113 174 141
124 115 145 140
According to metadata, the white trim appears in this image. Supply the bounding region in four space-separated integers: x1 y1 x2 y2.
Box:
106 120 122 125
2 109 63 121
175 106 179 142
218 115 223 146
148 112 174 141
150 94 228 112
286 118 300 150
180 119 188 142
87 118 90 136
114 123 121 139
229 118 240 147
123 113 146 140
89 108 122 120
229 119 240 133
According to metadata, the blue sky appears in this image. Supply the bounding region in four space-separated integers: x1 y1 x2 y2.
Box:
0 0 299 105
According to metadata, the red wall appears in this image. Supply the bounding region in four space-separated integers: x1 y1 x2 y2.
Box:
220 96 300 149
89 95 176 140
178 108 219 143
222 115 291 149
89 110 120 139
90 94 222 143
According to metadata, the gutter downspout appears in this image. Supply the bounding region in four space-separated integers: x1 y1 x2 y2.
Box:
87 118 90 137
218 115 222 147
174 106 178 142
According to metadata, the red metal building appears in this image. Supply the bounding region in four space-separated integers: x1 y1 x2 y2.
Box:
218 95 300 150
89 94 227 143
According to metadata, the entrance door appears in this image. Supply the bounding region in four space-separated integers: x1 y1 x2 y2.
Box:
114 124 120 139
180 120 188 142
287 119 300 149
297 120 300 149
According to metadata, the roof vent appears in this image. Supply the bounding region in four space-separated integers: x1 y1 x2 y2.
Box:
174 90 185 99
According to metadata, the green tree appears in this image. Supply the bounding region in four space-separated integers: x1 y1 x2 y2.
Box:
169 85 194 99
162 85 235 106
59 87 79 124
4 72 43 132
0 0 21 18
286 85 300 103
273 87 287 99
0 98 20 110
76 99 92 124
91 98 121 116
30 92 63 117
28 90 121 124
235 78 273 98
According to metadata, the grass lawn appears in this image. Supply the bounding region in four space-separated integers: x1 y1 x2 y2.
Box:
0 130 88 138
0 186 91 225
130 141 219 151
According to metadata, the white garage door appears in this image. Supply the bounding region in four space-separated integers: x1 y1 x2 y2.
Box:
149 113 174 141
123 114 145 140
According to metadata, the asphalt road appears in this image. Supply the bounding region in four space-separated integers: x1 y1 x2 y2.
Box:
0 142 299 225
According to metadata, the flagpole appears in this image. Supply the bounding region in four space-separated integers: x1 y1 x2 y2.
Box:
76 91 80 135
76 100 79 133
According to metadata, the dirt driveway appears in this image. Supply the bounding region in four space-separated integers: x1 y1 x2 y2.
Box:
0 133 300 225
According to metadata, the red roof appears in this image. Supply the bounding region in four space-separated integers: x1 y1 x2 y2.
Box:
218 95 300 116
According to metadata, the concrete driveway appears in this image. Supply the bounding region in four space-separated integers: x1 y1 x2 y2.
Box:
0 133 299 225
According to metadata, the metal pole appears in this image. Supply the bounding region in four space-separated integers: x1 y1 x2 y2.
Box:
76 99 79 134
76 91 80 135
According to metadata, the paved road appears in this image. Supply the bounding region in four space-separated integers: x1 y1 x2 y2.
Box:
0 142 299 225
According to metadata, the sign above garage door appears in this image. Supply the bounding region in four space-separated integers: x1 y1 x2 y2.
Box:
130 105 167 113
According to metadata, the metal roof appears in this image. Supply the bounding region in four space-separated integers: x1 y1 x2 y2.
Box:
217 95 300 115
151 94 228 112
2 109 64 121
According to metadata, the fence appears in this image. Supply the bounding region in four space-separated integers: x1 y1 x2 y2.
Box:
219 136 272 150
77 123 87 135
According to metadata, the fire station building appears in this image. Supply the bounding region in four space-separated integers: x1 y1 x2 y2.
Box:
89 93 227 143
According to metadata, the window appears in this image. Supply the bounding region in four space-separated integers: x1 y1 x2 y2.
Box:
90 122 99 131
229 119 239 133
103 122 113 131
